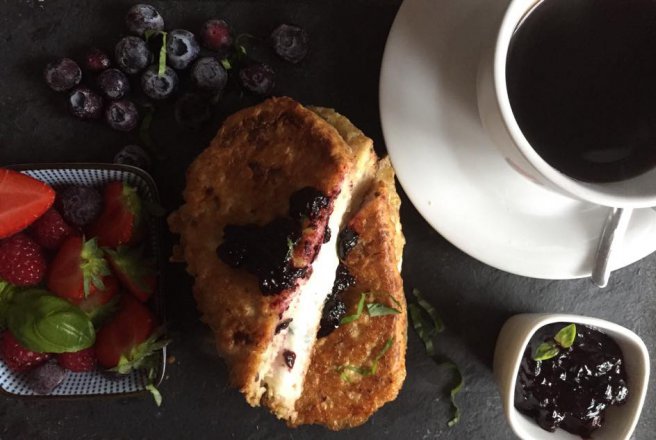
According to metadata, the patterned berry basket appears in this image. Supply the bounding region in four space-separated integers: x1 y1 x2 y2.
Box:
0 163 166 398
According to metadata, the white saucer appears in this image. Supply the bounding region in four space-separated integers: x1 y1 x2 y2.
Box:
379 0 656 279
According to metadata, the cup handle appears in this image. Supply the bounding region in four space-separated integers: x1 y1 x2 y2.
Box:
591 207 633 288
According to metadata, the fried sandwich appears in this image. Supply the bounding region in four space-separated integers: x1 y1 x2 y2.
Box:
169 97 406 428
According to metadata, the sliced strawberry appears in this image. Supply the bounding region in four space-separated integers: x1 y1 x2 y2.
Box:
87 181 144 247
0 169 55 239
105 247 156 302
95 295 165 372
47 236 115 304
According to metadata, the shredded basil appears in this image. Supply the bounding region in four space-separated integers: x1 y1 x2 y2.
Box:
338 337 394 382
146 383 162 406
341 292 403 324
366 302 401 317
409 289 463 428
144 30 168 77
340 292 366 324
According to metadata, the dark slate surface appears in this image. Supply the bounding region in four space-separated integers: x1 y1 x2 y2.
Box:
0 1 653 439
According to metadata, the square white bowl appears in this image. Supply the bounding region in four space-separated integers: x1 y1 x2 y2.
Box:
0 163 167 398
493 313 650 440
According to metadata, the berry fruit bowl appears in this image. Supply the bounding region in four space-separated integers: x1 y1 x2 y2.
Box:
0 163 166 398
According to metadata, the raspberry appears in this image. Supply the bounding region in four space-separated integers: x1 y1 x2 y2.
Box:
200 19 233 53
0 233 47 286
0 331 50 373
57 347 97 372
30 208 75 250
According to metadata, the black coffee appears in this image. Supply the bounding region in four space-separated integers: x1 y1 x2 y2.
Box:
506 0 656 183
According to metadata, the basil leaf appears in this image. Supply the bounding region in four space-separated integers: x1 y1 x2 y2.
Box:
412 288 444 333
146 383 163 407
554 323 576 349
367 302 401 317
445 362 464 427
157 32 167 77
144 30 168 77
386 293 403 310
338 338 394 381
340 292 366 324
409 289 463 428
533 341 560 361
8 290 95 353
0 280 16 330
220 58 232 70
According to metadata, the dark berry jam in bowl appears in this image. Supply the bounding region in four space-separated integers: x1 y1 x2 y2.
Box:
493 314 650 440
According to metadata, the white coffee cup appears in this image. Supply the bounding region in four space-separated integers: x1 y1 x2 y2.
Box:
477 0 656 208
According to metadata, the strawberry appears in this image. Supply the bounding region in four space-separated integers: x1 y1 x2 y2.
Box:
57 347 97 372
105 247 156 302
0 168 55 239
0 330 50 372
87 181 144 247
95 295 165 372
47 236 117 304
0 233 47 286
30 208 76 250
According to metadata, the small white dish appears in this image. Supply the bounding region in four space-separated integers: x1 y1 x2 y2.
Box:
493 313 650 440
379 0 656 278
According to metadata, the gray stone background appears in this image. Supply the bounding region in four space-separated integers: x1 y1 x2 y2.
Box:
0 0 653 438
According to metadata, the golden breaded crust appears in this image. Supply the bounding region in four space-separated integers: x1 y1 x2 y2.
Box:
293 157 406 430
168 97 355 404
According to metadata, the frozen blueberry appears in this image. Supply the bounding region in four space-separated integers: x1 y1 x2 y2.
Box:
270 24 309 64
105 99 139 132
82 48 111 72
200 19 233 53
141 65 178 100
27 362 68 395
58 185 103 226
175 93 211 129
115 36 153 74
125 4 164 36
113 144 151 170
97 68 130 100
166 29 200 70
67 86 104 120
239 63 275 95
44 58 82 92
190 57 227 91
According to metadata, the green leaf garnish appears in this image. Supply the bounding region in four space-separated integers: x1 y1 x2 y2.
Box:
554 323 576 349
445 362 463 427
146 383 162 406
409 288 463 428
340 293 366 324
144 30 168 77
111 327 170 375
7 290 95 353
338 337 394 381
412 288 444 334
533 341 560 361
0 279 17 330
157 32 167 76
366 302 401 317
387 292 403 310
220 58 232 70
532 323 577 361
